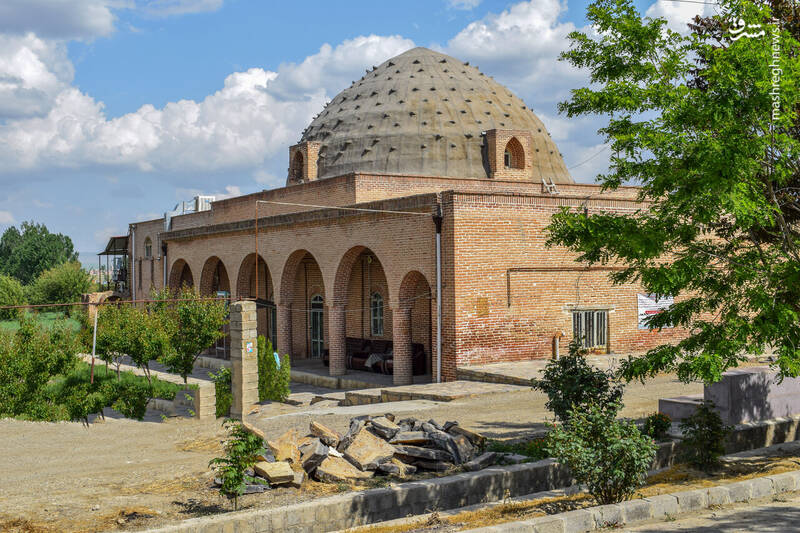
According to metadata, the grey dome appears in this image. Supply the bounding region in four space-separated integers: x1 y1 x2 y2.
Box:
300 47 573 183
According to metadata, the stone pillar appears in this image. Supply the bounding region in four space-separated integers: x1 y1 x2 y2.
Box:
277 304 292 355
392 307 413 385
329 304 347 376
230 300 258 419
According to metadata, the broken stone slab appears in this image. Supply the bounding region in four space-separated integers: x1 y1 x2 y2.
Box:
427 429 464 464
497 453 528 464
377 458 418 477
451 433 475 463
370 416 401 440
328 447 344 458
463 452 497 472
389 431 429 445
394 445 454 463
337 418 367 452
267 429 301 464
300 438 330 473
447 425 486 447
243 482 268 494
255 452 276 463
290 469 306 488
310 421 341 447
343 426 397 471
397 417 423 431
254 461 295 484
384 413 395 422
315 456 374 483
443 421 458 432
411 459 454 472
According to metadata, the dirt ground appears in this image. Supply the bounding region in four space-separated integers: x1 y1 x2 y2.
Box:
0 374 701 533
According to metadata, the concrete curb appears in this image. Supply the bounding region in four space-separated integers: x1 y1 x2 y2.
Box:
467 470 800 532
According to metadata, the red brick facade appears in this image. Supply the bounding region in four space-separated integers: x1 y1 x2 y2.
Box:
127 172 681 384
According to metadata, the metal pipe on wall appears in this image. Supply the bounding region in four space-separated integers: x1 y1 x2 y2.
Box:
130 225 135 299
433 204 443 383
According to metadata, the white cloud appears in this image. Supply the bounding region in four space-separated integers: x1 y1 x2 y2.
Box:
137 0 224 17
0 210 14 224
445 0 583 106
0 0 116 40
645 0 713 34
447 0 482 9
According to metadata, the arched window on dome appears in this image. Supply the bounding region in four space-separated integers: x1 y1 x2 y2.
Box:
290 151 304 182
503 137 525 169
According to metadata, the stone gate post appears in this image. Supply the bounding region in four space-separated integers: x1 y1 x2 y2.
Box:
230 300 259 418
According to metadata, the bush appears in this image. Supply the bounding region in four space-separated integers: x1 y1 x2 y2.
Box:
209 419 267 510
532 339 623 421
27 262 92 314
0 274 25 320
680 401 731 472
547 402 657 505
257 335 290 402
210 367 232 418
643 412 672 441
487 438 549 461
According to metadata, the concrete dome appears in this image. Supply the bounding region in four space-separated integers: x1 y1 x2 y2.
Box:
300 47 573 183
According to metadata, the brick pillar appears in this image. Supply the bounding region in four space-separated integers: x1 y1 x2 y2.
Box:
393 307 413 385
277 304 291 355
230 301 258 418
329 304 346 376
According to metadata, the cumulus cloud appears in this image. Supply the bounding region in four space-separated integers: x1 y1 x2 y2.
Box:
0 211 15 224
646 0 714 33
0 0 116 40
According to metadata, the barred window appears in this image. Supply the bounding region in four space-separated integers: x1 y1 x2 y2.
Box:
371 292 384 336
572 309 608 349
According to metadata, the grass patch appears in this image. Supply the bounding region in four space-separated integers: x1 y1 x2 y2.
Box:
0 311 80 333
47 361 191 401
486 438 549 461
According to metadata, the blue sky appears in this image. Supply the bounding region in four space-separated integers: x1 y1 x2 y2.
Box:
0 0 712 265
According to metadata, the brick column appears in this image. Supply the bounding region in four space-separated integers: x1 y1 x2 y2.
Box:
392 307 413 385
277 304 292 355
329 304 346 377
230 301 258 418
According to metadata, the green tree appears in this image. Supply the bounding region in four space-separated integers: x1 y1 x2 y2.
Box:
0 317 80 418
157 288 228 383
27 261 92 312
0 221 79 285
547 0 800 384
209 419 267 510
0 274 25 320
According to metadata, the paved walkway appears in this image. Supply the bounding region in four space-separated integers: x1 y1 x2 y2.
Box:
626 492 800 532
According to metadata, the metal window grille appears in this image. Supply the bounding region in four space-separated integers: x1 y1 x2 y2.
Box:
371 292 384 336
573 310 608 349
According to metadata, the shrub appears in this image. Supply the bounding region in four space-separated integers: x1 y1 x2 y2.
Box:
27 261 92 314
547 402 657 505
0 274 25 320
210 367 232 418
0 317 79 418
487 438 549 461
680 401 731 472
532 339 623 421
257 335 290 402
643 412 672 441
209 419 267 510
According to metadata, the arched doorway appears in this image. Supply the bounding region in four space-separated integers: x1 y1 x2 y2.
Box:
168 259 194 290
395 270 433 385
199 256 231 296
236 253 275 345
279 250 326 362
330 246 393 377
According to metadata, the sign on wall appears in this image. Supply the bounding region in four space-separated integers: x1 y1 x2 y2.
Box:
637 294 674 330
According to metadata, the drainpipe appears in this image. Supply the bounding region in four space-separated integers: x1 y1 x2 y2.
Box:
433 204 443 383
130 224 135 299
162 242 168 288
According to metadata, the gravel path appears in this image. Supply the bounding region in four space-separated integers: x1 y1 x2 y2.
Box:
0 374 700 532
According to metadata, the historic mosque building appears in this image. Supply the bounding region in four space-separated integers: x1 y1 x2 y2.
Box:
123 47 681 384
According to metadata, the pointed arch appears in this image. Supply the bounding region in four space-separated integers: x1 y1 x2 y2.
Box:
503 136 525 169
